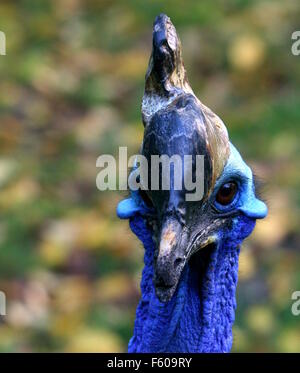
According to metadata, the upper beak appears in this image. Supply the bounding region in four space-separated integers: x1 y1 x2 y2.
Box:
154 217 187 302
154 216 216 302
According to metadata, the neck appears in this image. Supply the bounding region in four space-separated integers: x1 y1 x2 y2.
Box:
129 216 240 353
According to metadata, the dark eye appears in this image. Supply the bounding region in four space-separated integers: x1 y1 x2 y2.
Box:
216 182 238 206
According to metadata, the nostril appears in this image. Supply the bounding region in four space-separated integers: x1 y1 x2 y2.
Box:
174 257 184 269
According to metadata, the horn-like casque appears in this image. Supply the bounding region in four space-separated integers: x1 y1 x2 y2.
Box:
141 13 230 193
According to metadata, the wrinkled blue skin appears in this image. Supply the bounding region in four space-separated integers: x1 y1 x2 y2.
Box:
117 144 267 352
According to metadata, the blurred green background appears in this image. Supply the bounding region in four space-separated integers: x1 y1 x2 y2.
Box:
0 0 299 352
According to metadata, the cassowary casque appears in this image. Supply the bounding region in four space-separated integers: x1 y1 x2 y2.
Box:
117 14 267 353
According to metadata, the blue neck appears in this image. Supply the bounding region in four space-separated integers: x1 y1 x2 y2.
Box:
128 215 241 353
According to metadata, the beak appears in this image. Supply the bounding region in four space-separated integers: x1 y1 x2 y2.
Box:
154 216 217 302
154 217 187 302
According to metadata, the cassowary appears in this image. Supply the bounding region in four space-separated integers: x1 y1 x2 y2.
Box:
117 14 267 353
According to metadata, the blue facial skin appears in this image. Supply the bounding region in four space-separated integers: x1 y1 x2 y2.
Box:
117 196 147 219
117 144 267 352
212 143 267 219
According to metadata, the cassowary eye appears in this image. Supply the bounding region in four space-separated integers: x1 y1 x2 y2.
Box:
216 182 238 206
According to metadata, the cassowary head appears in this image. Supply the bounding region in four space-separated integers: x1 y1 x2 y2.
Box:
118 14 267 303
